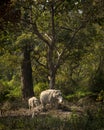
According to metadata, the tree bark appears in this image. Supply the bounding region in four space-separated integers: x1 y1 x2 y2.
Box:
21 44 34 99
48 1 56 89
49 70 56 89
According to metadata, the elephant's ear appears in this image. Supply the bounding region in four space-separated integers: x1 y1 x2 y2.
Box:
52 92 56 98
52 90 58 98
48 91 54 101
53 90 62 98
48 90 55 101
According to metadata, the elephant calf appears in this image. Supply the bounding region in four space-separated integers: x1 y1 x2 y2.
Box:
28 96 39 110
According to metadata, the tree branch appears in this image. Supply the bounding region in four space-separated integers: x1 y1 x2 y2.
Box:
54 24 84 71
20 18 50 47
32 22 50 47
32 55 47 69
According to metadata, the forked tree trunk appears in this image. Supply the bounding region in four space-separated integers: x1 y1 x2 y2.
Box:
21 45 34 99
48 2 56 89
49 68 56 89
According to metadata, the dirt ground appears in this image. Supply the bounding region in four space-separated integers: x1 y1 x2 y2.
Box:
0 97 103 119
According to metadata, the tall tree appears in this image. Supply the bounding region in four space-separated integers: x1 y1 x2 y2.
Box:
0 0 35 99
15 33 35 98
1 0 103 98
20 0 86 89
21 42 34 98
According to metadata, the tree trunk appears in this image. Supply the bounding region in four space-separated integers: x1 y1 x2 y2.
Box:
21 44 34 99
89 55 104 93
49 68 56 89
48 1 56 89
47 41 55 89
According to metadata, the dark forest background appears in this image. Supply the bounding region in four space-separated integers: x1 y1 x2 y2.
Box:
0 0 104 102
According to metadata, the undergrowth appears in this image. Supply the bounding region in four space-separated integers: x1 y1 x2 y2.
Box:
0 107 104 130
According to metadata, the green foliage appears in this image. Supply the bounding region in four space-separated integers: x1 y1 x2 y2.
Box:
15 33 35 50
0 81 10 102
0 107 104 130
16 33 33 44
0 122 5 130
89 67 104 93
96 90 104 102
7 75 21 98
34 82 48 96
0 0 104 99
65 91 92 102
65 94 78 102
0 76 21 102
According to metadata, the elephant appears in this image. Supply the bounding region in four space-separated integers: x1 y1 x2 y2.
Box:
28 96 39 110
40 89 63 109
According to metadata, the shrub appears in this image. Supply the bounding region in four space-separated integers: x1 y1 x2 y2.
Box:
0 81 11 102
0 77 21 102
96 90 104 102
34 82 48 96
89 68 104 93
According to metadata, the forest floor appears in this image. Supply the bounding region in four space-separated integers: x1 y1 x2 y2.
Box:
0 96 103 119
0 97 104 130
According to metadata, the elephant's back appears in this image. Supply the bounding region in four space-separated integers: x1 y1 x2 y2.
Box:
40 90 51 103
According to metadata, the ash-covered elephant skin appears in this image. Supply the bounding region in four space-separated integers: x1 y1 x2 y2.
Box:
40 89 63 109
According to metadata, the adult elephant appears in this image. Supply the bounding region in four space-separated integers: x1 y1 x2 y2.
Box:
40 89 63 109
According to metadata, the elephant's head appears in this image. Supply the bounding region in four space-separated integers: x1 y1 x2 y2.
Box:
52 90 63 103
